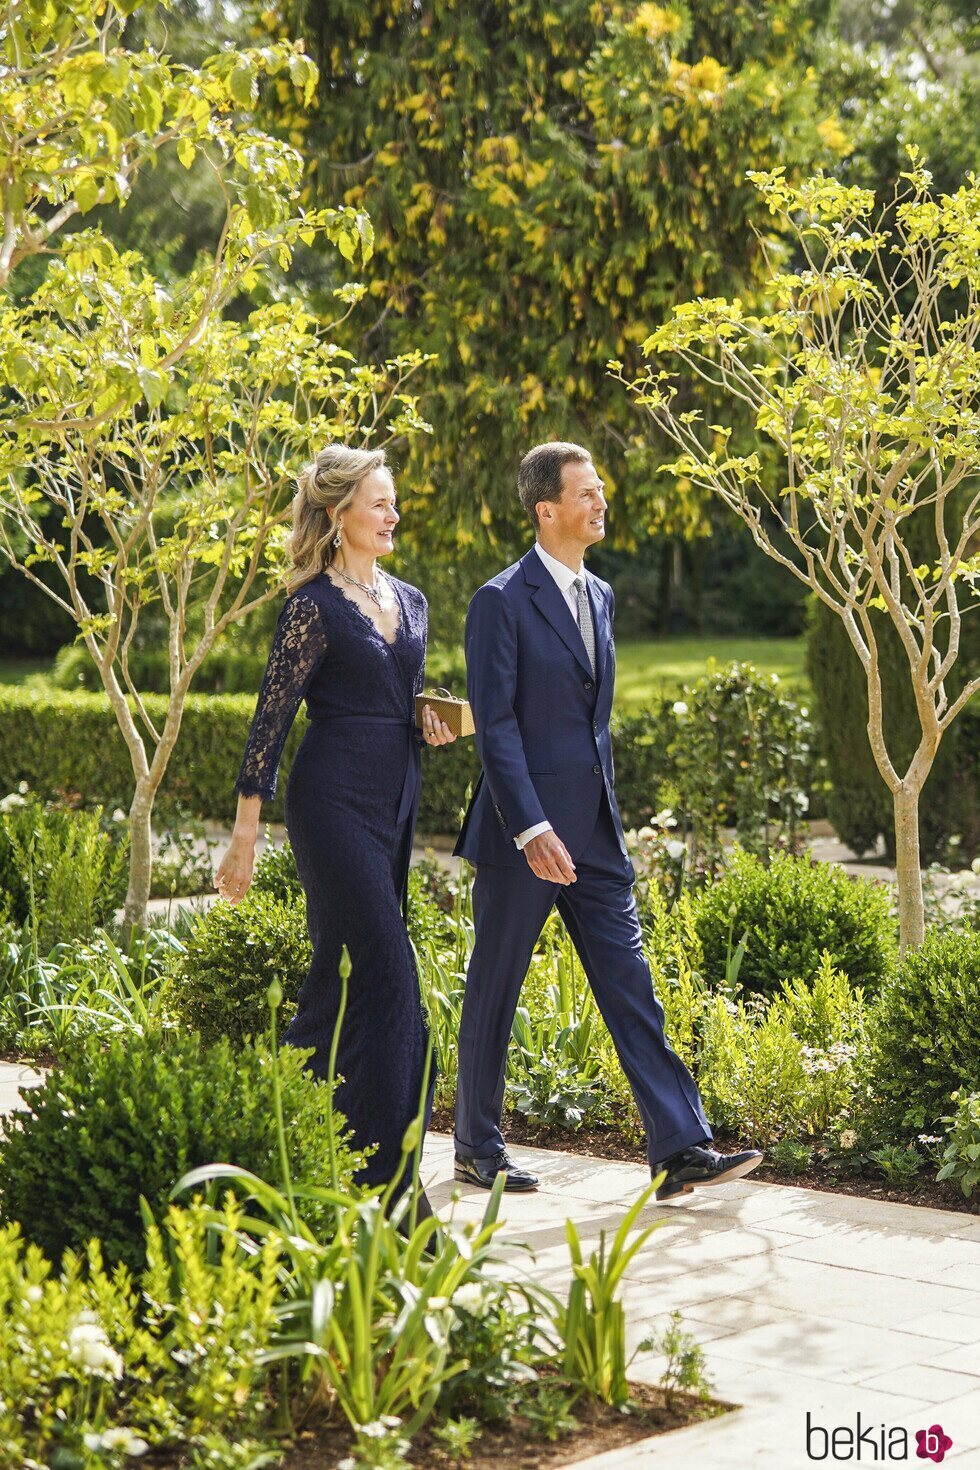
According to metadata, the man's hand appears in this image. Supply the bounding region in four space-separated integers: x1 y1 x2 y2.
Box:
523 830 576 885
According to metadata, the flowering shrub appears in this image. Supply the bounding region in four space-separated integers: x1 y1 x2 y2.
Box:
0 1198 280 1470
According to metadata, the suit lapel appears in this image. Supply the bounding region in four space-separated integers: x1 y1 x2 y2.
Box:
522 549 594 679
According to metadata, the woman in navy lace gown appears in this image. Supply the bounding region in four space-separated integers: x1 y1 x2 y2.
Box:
215 444 455 1199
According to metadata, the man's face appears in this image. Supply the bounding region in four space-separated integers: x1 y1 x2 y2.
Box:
538 458 607 546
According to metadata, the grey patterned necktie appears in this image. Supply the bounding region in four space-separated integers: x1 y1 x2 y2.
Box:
572 575 596 675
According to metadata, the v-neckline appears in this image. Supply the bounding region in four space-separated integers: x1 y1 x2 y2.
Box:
323 570 403 650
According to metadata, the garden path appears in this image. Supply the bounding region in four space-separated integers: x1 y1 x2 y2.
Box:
3 1065 978 1467
422 1132 980 1468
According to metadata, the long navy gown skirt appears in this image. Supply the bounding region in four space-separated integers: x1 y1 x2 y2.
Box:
235 571 434 1190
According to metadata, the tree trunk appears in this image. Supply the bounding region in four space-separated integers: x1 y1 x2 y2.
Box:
893 783 925 953
123 783 155 938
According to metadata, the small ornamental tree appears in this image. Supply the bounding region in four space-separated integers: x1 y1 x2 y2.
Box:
614 153 980 952
0 0 431 930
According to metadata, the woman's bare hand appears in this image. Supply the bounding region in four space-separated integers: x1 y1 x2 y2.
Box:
214 833 256 904
421 703 457 746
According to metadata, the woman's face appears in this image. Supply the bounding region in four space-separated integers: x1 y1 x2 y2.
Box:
338 468 399 558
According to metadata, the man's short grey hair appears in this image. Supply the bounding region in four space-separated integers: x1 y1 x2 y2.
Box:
517 441 592 528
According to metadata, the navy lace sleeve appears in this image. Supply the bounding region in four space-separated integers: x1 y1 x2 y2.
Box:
234 592 328 801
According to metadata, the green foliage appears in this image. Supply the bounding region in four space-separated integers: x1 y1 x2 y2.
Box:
640 1310 713 1406
553 1181 666 1407
0 684 816 838
250 834 304 903
0 925 179 1055
0 1031 363 1274
691 848 896 997
937 1091 980 1198
166 888 311 1046
437 1278 546 1427
0 1198 281 1470
806 584 980 863
696 955 867 1143
260 0 836 556
0 792 127 947
868 925 980 1135
665 661 816 872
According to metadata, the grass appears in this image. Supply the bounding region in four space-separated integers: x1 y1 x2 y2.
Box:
0 638 809 709
613 636 808 710
0 658 50 686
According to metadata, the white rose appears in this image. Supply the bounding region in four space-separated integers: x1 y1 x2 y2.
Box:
16 780 29 793
0 793 26 811
666 840 686 862
671 701 688 716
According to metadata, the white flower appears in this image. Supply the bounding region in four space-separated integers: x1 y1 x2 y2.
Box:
24 1284 42 1303
0 793 26 811
84 1429 149 1457
637 826 656 841
666 839 686 862
971 857 980 876
16 780 28 794
453 1281 489 1315
67 1320 123 1378
112 808 127 822
839 1129 858 1150
795 793 810 812
800 707 809 718
671 700 689 716
426 1295 451 1311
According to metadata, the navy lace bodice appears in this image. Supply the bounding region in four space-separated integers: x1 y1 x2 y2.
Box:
235 572 427 802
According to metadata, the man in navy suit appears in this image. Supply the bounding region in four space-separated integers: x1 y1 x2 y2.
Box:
452 441 763 1199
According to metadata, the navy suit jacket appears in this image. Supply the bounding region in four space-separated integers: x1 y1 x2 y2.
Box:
453 547 627 868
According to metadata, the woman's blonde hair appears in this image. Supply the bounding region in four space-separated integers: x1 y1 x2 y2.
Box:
287 443 389 592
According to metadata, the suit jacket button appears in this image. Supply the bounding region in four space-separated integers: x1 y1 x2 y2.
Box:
584 679 593 690
592 764 601 775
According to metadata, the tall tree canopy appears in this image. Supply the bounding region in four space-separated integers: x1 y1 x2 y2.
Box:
254 0 839 562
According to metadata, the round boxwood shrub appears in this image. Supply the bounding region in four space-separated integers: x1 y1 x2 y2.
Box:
167 886 311 1046
0 1031 364 1273
691 848 897 998
868 925 980 1136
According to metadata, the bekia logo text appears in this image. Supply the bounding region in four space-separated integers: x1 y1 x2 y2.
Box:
806 1413 953 1462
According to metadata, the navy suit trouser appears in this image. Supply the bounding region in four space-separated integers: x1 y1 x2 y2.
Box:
453 794 713 1172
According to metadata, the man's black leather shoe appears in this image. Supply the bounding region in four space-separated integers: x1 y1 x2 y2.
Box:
454 1149 539 1192
654 1145 763 1201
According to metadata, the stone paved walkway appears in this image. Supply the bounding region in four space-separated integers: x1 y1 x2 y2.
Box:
3 1063 979 1466
422 1135 980 1468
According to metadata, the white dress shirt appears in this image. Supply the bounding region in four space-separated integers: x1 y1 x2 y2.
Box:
514 543 586 851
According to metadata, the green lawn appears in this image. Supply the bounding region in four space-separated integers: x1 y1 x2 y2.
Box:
0 639 810 710
614 636 809 710
0 658 50 686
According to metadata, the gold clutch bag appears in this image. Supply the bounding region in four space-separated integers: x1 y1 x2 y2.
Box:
414 687 475 738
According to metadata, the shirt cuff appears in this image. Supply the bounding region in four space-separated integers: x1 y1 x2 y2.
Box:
515 820 553 850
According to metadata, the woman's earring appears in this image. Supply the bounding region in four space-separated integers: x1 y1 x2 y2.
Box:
333 527 342 548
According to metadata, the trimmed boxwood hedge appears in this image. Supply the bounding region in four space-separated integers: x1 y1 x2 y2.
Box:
0 686 680 835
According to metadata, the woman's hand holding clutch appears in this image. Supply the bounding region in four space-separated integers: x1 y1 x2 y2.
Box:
420 703 457 746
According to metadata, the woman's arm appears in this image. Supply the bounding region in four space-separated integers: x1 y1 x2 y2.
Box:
214 591 327 902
